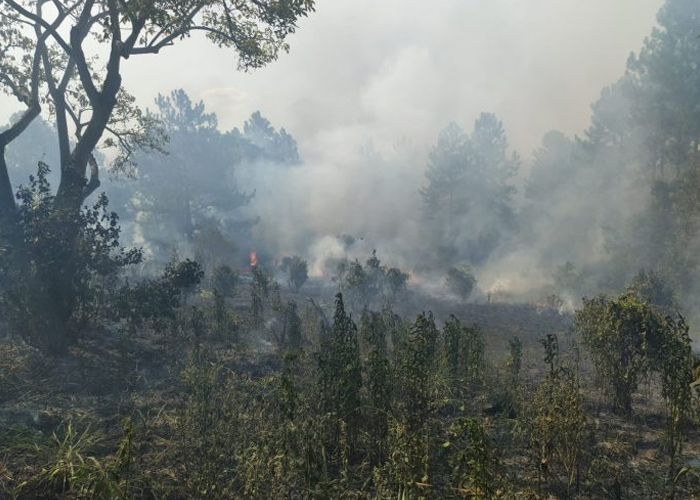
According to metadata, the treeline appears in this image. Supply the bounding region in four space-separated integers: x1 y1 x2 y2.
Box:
414 0 700 313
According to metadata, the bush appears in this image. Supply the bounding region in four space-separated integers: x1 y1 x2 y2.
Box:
115 259 203 331
280 255 308 292
0 163 142 353
575 292 674 415
342 250 410 307
211 264 239 298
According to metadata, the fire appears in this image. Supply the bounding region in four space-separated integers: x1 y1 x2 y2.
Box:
249 250 257 267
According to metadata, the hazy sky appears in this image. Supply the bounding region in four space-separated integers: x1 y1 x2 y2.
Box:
1 0 664 162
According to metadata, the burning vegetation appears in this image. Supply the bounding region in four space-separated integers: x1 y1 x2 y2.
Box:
0 0 700 499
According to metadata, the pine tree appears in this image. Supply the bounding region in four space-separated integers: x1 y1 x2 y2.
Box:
420 114 519 266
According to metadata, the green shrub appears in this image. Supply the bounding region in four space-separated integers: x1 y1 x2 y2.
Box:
211 264 239 298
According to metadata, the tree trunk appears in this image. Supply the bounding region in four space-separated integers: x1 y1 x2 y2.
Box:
0 145 16 217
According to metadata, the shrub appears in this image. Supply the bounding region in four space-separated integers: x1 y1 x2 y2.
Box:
575 292 668 415
0 162 142 353
115 259 203 331
280 255 308 292
211 264 239 298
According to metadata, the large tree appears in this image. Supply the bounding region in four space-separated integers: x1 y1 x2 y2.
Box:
130 89 252 258
0 0 315 345
128 89 300 267
0 0 314 223
420 113 519 266
626 0 700 181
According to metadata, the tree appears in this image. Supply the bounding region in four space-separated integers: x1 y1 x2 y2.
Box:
344 250 410 309
443 315 485 389
1 113 59 188
131 90 254 248
243 111 300 165
626 269 676 313
594 0 700 297
0 0 315 346
2 163 142 352
420 114 519 266
626 0 700 182
359 309 391 464
446 265 477 302
211 264 239 299
130 91 300 264
391 312 440 498
0 0 314 215
657 314 695 498
385 267 409 302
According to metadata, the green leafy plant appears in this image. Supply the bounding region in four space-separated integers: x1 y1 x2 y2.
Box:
0 163 142 353
211 264 239 298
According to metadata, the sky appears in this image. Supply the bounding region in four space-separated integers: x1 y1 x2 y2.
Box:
1 0 664 164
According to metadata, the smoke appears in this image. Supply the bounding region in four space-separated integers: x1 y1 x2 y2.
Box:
235 139 426 272
0 0 668 305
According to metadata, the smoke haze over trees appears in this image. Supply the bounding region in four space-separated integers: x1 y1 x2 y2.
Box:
4 1 700 499
2 0 700 321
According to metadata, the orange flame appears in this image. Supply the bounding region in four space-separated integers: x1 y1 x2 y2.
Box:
249 250 257 267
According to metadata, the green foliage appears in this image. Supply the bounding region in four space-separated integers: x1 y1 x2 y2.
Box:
388 312 440 497
575 293 663 415
626 269 676 313
523 365 588 499
285 301 303 353
281 302 303 420
657 314 696 497
443 315 486 390
0 163 141 353
446 265 477 302
506 336 523 385
164 259 205 296
23 418 135 500
575 289 694 428
115 259 203 331
134 91 259 256
359 309 391 464
0 0 315 356
251 266 278 329
211 289 239 342
280 255 309 292
176 349 241 499
343 250 410 307
317 293 363 453
385 266 410 301
540 334 559 376
445 417 495 500
211 264 239 298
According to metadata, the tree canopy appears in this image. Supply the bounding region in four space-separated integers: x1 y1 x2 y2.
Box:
420 113 519 266
0 0 315 219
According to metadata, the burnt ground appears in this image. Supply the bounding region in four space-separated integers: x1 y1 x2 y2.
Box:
0 280 698 499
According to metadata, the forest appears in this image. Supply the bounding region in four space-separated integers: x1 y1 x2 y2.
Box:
0 0 700 499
